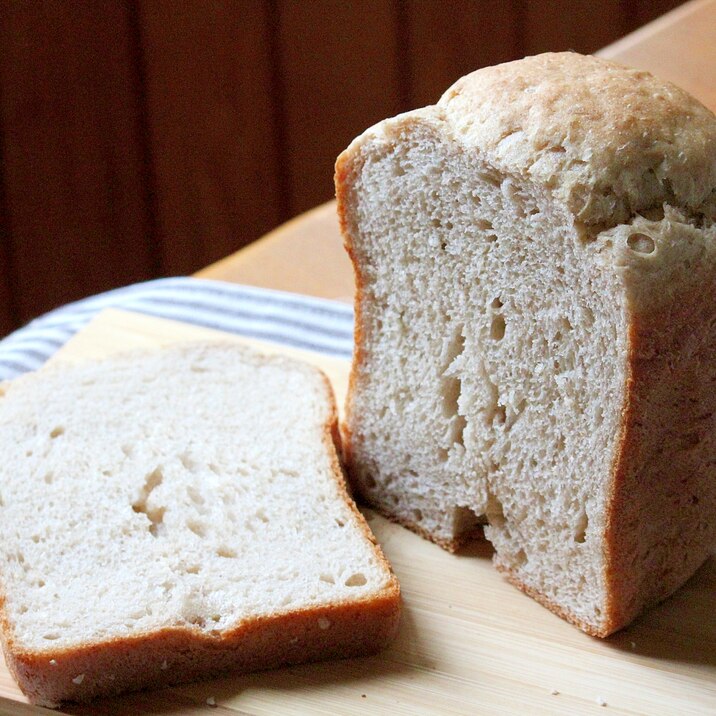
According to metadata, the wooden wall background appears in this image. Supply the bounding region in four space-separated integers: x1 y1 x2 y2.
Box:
0 0 682 336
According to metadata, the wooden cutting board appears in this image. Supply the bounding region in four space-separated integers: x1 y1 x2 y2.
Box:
1 308 714 715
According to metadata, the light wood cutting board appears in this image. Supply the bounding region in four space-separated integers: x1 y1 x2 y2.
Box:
1 308 714 715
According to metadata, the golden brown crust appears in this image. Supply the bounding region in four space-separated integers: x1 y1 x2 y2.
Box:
4 592 401 707
334 152 367 467
602 275 716 634
0 355 401 707
439 52 716 226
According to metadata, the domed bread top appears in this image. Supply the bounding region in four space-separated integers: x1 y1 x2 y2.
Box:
437 52 716 227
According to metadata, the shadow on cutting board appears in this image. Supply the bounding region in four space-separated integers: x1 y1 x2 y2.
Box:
605 554 716 666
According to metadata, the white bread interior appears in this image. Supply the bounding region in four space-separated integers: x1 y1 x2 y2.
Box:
0 342 400 706
336 52 716 637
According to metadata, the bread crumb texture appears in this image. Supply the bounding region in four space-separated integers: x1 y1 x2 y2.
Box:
0 342 399 705
337 52 716 637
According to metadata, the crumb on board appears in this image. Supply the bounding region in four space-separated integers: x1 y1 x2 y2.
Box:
596 696 607 707
49 659 57 666
550 689 560 696
361 694 366 698
206 696 217 707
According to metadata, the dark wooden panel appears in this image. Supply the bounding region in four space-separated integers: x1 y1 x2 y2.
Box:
404 0 519 108
276 0 403 218
137 0 280 275
0 1 154 323
0 216 16 337
631 0 685 27
0 131 17 336
522 0 630 55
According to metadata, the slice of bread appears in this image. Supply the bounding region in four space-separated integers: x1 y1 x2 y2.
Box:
335 52 716 637
0 342 400 707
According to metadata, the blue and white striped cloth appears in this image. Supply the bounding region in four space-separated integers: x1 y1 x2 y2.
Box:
0 278 354 381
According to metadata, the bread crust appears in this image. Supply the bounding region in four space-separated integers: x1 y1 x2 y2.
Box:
1 591 400 707
601 276 716 635
0 350 401 707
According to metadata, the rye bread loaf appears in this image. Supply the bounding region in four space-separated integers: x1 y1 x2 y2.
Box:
335 52 716 636
0 342 400 706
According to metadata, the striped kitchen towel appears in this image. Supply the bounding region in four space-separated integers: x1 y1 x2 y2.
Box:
0 277 354 381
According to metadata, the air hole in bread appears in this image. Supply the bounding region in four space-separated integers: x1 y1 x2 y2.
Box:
575 511 589 543
49 426 65 439
490 315 506 341
640 205 666 222
476 218 492 231
186 521 206 538
319 573 335 584
501 178 527 217
494 404 507 424
486 491 505 528
216 546 237 559
121 444 134 458
627 233 655 254
190 363 208 373
478 172 501 188
42 633 61 641
132 467 165 536
345 573 367 587
185 565 200 574
491 297 503 309
187 485 205 506
413 508 423 522
440 326 467 448
43 472 53 485
180 453 198 472
209 463 221 475
256 509 269 523
335 518 345 528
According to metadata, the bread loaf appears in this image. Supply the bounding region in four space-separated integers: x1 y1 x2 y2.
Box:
0 342 400 706
335 52 716 636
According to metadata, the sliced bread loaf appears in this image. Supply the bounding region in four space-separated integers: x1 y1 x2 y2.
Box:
335 52 716 636
0 342 400 706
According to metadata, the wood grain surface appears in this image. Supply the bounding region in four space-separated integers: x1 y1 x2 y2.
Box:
0 309 714 715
